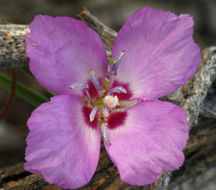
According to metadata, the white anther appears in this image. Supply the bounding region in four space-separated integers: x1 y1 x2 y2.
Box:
103 95 119 108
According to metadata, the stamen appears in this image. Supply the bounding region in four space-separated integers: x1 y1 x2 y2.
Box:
90 70 102 93
112 51 124 76
103 107 109 118
117 51 125 62
70 83 92 100
110 86 127 94
101 123 111 145
70 83 88 89
89 106 99 122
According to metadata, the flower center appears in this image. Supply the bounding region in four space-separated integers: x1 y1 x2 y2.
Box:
103 95 119 108
70 51 137 145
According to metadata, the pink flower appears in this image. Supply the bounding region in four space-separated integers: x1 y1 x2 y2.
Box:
25 7 200 189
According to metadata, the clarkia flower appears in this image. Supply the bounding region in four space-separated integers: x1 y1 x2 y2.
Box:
25 7 200 189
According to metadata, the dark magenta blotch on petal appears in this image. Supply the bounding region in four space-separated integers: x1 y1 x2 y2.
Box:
108 111 127 129
82 106 98 129
112 81 132 101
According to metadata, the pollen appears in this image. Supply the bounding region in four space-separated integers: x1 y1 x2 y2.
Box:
103 95 119 108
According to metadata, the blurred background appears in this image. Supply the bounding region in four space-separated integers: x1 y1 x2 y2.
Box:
0 0 215 189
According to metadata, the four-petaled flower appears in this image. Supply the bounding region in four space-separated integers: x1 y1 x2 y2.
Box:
25 7 200 189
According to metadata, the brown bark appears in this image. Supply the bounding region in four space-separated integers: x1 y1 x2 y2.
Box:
79 7 117 53
0 24 29 69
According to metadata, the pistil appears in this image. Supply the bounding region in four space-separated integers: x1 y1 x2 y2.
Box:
103 95 119 108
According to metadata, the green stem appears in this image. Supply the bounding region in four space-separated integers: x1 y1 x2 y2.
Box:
0 72 48 107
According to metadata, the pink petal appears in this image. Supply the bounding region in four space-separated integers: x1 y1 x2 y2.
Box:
105 101 189 186
25 95 101 189
112 7 200 100
26 15 107 95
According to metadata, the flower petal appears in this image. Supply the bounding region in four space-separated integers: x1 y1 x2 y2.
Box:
26 15 107 95
112 7 200 100
105 101 188 186
25 95 101 189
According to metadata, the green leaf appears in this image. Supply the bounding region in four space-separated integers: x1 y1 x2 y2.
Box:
0 72 48 107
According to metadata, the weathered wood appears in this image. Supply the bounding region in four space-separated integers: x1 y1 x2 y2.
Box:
180 47 216 127
0 8 216 190
168 116 216 190
0 24 29 69
79 7 117 53
0 8 117 70
200 80 216 119
166 47 216 190
162 47 216 124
